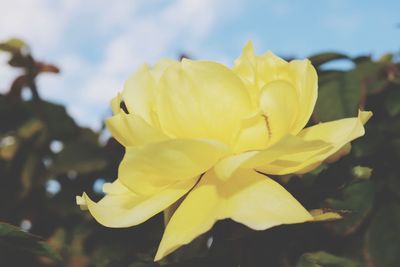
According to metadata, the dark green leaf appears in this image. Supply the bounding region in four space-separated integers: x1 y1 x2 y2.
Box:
16 119 44 139
314 71 362 121
50 129 107 175
314 61 388 121
296 251 361 267
325 181 374 235
355 62 389 95
384 89 400 117
26 100 77 140
309 52 349 67
364 203 400 267
20 154 40 198
0 222 61 262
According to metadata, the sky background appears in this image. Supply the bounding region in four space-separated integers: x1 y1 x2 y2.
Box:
0 0 399 129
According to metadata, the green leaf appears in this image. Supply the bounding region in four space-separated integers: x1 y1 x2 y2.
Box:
364 202 400 267
26 100 77 140
39 101 77 140
20 154 40 198
351 126 384 159
355 62 389 95
314 71 362 121
385 89 400 117
296 251 361 267
0 38 27 54
351 166 372 180
16 119 44 139
50 129 107 175
325 181 374 235
315 60 390 121
384 171 400 200
308 52 349 68
379 53 394 63
352 56 371 65
0 222 61 262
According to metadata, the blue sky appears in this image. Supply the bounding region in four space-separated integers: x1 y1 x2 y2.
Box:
0 0 399 129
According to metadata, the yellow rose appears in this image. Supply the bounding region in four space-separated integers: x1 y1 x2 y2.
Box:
76 42 372 261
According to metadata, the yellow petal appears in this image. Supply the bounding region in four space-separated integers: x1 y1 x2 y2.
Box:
233 46 318 135
232 41 259 105
259 80 299 146
287 59 318 134
257 56 317 135
233 112 270 153
256 51 289 86
102 179 130 195
215 135 329 180
156 59 252 145
155 169 312 260
105 112 168 147
150 58 180 81
234 47 288 86
214 151 258 180
110 92 122 115
76 178 196 228
258 111 372 175
233 41 256 83
122 64 157 125
118 139 229 195
299 111 372 143
122 60 179 125
325 143 352 163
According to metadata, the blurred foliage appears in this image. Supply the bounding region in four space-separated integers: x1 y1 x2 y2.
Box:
0 38 400 267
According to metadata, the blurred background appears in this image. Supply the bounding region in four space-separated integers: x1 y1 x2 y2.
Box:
0 0 400 266
1 0 399 129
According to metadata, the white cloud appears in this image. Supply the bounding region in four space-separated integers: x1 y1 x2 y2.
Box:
75 0 239 127
323 13 363 34
0 0 242 128
0 0 70 54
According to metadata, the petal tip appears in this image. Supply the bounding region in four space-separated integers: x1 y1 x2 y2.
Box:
154 238 187 262
154 240 175 262
154 251 163 262
243 40 254 53
359 110 373 124
76 194 88 210
309 209 343 222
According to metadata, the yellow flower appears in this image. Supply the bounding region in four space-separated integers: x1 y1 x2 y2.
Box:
76 42 372 261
